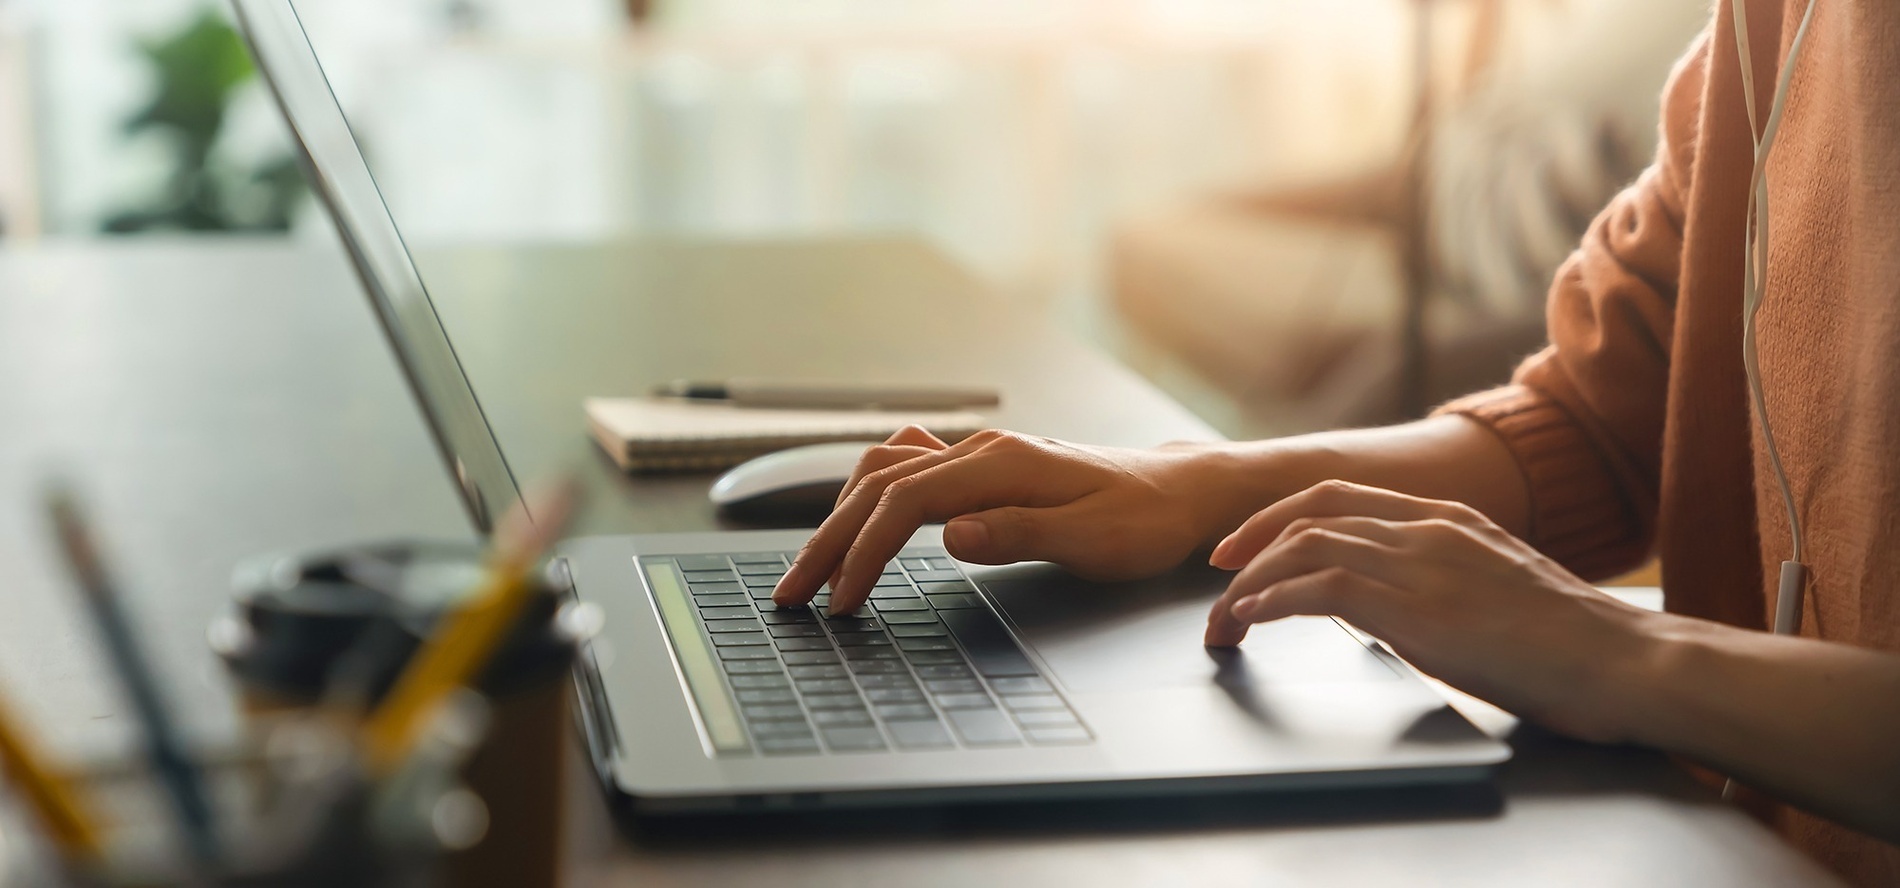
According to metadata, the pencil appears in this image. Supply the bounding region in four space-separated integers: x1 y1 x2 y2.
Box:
46 487 220 868
360 481 578 777
0 686 103 861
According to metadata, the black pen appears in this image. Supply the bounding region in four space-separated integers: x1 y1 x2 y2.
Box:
46 487 221 869
653 378 1001 411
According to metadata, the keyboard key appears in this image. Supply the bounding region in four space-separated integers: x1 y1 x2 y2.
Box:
891 624 950 638
899 547 943 559
873 599 930 612
874 703 938 721
774 637 832 652
1024 726 1092 745
693 593 749 608
705 618 763 633
908 569 963 583
743 704 805 721
789 664 848 680
696 605 753 621
824 616 883 631
1002 694 1067 712
878 571 910 584
924 679 983 695
842 646 901 661
888 719 955 749
674 555 731 572
918 581 976 595
752 601 807 614
821 727 887 752
749 720 815 738
728 674 790 689
925 593 984 609
902 650 964 665
938 610 1039 677
913 664 974 680
933 693 995 710
761 610 817 625
835 632 892 647
748 587 777 600
1013 710 1081 728
881 611 942 625
769 624 825 638
812 709 874 727
742 574 783 588
847 659 906 675
946 709 1020 746
988 677 1052 694
690 582 745 595
796 678 856 695
711 632 769 647
802 693 864 710
717 646 776 660
682 569 740 583
735 688 798 705
896 637 956 653
758 735 822 755
737 562 786 576
722 660 784 676
900 558 933 572
782 651 841 666
855 674 918 690
864 688 926 704
732 552 784 564
869 586 918 600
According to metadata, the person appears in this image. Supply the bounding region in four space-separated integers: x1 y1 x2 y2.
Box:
772 0 1900 883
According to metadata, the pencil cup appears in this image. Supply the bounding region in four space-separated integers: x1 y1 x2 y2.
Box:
214 541 593 888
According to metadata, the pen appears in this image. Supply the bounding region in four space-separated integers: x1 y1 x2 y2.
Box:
653 378 1001 411
0 685 104 863
45 486 220 869
359 481 578 777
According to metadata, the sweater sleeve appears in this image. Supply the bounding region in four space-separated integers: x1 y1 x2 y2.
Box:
1435 30 1710 580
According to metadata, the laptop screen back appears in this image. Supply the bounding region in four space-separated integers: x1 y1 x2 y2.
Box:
230 0 523 535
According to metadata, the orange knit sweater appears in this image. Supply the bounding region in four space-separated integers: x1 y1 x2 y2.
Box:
1440 1 1900 882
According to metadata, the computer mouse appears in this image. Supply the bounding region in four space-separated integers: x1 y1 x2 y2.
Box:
709 442 872 518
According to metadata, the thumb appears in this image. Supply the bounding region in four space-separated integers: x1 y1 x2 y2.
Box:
944 505 1081 566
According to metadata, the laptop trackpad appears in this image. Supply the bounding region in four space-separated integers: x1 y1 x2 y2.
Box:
976 562 1400 694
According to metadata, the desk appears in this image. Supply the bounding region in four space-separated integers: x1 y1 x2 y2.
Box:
0 238 1838 886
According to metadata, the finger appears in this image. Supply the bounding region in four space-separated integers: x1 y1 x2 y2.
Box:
1208 480 1474 570
943 500 1095 566
1214 568 1407 644
1204 526 1406 646
830 451 1056 612
835 444 938 509
884 424 949 450
777 433 1000 605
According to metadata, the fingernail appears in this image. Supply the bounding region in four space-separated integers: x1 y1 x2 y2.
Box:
944 518 988 554
1208 535 1235 566
1230 593 1265 621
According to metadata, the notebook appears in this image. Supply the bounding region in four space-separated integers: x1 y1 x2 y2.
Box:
584 397 990 473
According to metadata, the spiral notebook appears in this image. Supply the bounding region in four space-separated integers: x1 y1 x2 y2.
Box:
584 397 989 473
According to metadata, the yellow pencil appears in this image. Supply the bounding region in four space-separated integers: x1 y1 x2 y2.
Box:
360 481 578 776
0 686 104 861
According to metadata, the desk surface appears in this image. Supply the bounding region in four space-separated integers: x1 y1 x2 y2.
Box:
0 237 1838 886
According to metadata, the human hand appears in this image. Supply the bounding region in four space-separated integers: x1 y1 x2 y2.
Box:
1204 480 1657 743
773 426 1249 615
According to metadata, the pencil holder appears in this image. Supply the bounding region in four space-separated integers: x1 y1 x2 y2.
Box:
212 542 594 888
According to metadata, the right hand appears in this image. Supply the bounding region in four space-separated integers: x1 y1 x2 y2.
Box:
772 425 1247 615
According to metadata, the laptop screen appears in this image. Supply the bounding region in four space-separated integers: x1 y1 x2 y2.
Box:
230 0 524 535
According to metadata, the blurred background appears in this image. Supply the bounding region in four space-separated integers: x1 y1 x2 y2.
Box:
0 0 1707 437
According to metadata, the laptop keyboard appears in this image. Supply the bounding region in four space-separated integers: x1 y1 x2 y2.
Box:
655 547 1091 756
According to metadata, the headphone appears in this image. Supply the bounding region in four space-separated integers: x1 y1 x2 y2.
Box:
1732 0 1819 639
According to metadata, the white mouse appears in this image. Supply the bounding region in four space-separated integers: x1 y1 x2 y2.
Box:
709 442 872 516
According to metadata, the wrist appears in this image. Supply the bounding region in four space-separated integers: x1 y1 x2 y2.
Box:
1157 439 1326 548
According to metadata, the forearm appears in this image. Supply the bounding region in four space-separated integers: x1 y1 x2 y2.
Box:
1191 415 1530 543
1621 614 1900 841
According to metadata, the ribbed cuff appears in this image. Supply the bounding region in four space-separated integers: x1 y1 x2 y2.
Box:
1434 385 1646 579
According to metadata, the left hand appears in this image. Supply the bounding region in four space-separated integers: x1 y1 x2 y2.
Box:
1204 480 1658 743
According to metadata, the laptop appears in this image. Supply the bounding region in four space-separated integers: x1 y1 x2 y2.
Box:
231 0 1511 814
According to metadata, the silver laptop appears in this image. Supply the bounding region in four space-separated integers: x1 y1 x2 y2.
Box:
231 0 1510 814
